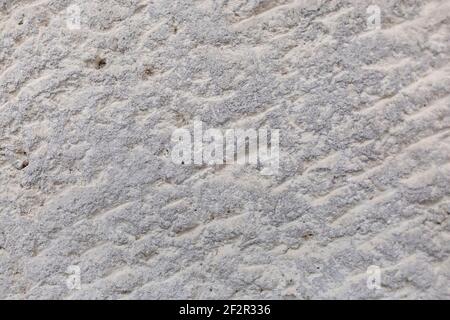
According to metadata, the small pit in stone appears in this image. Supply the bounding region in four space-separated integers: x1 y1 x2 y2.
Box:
87 56 107 69
143 67 154 78
302 232 314 240
95 57 107 69
18 160 29 170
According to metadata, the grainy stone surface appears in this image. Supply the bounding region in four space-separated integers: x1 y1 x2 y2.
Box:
0 0 449 299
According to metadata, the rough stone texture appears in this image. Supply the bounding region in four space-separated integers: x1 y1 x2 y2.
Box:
0 0 449 299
